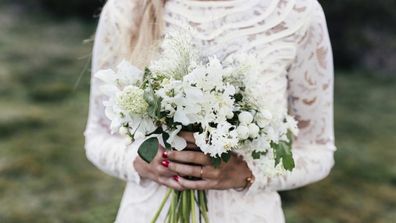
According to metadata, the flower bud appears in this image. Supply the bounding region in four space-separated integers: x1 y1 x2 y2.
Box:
256 110 273 128
248 123 260 138
119 126 129 136
237 125 250 140
226 111 234 119
238 111 253 125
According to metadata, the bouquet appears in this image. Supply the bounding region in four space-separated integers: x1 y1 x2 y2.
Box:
95 31 298 223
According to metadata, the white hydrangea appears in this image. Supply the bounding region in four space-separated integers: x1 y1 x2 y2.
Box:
116 86 148 115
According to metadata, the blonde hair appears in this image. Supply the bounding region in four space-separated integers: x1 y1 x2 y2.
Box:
130 0 166 68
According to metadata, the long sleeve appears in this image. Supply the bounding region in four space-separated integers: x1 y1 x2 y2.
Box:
244 1 336 193
84 0 143 183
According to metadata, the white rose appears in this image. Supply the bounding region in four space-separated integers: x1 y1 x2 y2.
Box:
238 111 253 125
248 123 260 138
237 125 250 140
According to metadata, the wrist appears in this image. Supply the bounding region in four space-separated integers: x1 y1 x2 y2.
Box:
133 156 150 179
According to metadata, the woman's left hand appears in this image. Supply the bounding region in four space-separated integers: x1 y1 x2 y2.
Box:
165 131 253 190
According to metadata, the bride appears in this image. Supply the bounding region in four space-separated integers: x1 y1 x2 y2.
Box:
84 0 336 222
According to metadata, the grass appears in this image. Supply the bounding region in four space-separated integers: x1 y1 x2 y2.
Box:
0 4 395 223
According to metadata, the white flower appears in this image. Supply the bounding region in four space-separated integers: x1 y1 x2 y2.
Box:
149 29 197 80
174 109 191 125
95 60 143 88
167 125 187 151
116 86 148 115
256 110 272 128
119 126 129 136
195 123 238 157
116 60 144 86
237 125 250 140
285 115 299 135
248 123 260 138
226 111 234 119
238 111 253 125
134 131 145 140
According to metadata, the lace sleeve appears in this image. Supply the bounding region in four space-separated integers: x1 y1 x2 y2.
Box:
245 1 336 193
84 0 143 183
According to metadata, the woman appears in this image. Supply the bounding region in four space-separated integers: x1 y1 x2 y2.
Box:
84 0 336 222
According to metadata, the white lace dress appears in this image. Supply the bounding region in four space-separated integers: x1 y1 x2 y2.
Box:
84 0 336 222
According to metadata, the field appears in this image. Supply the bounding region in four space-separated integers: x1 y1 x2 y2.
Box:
0 5 395 223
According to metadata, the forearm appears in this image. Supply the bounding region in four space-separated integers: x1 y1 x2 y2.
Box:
84 120 143 183
243 143 335 192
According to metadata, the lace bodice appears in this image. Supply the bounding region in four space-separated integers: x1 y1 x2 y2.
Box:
84 0 336 222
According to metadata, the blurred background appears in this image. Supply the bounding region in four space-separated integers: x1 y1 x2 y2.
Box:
0 0 395 222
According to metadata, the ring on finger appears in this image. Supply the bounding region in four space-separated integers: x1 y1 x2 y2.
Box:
200 166 204 178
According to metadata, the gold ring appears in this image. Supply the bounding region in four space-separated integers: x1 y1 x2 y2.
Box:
200 166 204 178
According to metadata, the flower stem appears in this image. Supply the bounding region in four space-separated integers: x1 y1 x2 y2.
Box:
198 191 209 223
151 188 172 223
191 190 197 223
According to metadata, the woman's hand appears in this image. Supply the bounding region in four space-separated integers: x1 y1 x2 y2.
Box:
133 144 184 191
166 131 254 190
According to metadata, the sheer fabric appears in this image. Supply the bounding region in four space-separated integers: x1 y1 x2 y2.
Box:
84 0 336 222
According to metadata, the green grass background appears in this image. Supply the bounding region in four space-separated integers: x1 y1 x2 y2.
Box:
0 5 395 223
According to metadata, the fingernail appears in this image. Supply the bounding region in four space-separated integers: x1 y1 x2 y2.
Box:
161 160 169 168
162 151 168 159
173 175 179 182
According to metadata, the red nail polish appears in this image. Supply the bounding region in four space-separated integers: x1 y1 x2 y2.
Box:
161 160 169 168
162 151 168 159
173 175 179 182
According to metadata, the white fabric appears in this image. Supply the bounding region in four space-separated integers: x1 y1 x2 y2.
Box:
84 0 336 222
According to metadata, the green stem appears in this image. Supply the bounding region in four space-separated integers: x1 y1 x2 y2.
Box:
170 190 177 223
182 191 188 222
176 197 181 223
151 188 172 223
191 190 197 223
198 191 209 223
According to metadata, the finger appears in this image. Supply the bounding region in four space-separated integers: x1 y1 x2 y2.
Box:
167 151 211 165
151 144 165 162
178 131 195 144
185 143 199 150
198 165 221 179
178 177 214 190
155 163 176 177
158 176 184 191
168 162 202 178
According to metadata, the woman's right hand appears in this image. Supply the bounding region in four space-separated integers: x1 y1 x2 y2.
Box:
133 144 184 191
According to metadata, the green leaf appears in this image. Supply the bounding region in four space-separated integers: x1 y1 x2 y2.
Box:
143 67 152 81
143 87 162 120
221 152 231 163
138 137 159 163
162 132 172 149
210 156 222 168
273 141 295 171
234 93 243 102
251 150 267 159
